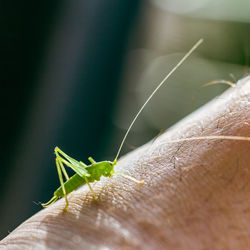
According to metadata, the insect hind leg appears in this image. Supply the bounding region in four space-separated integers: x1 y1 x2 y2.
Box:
41 196 58 208
56 158 69 210
57 158 69 181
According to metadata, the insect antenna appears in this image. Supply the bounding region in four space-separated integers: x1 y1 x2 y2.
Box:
114 38 204 161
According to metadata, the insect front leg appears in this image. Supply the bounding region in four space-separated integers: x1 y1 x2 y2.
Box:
56 158 69 211
115 172 144 184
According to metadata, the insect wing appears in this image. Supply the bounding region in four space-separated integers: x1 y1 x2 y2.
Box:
57 148 90 178
68 161 90 178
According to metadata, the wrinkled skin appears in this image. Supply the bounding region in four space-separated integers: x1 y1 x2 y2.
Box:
1 77 250 249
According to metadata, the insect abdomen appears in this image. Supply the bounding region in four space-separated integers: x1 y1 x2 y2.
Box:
54 174 86 198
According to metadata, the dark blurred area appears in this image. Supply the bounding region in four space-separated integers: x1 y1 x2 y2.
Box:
0 0 141 238
1 0 249 239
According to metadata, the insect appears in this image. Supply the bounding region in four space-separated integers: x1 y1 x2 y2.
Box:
42 39 204 211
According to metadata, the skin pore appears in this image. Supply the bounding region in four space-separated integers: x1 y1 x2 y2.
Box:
0 76 249 249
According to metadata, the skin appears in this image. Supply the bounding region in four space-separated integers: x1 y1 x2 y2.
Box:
0 76 249 249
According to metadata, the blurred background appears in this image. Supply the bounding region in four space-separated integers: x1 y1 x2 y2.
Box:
0 0 249 239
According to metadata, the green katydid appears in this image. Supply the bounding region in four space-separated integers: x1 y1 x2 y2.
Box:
41 39 204 211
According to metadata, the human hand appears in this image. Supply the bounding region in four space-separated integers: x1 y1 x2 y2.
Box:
1 77 249 249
